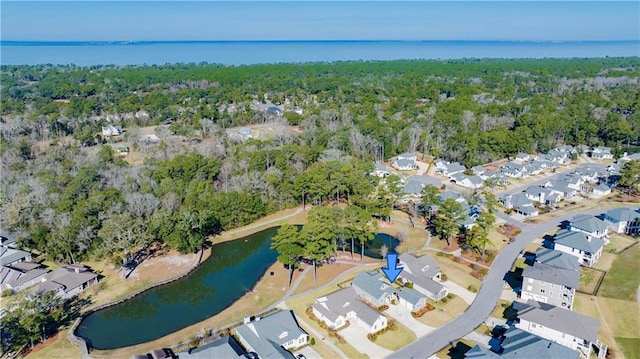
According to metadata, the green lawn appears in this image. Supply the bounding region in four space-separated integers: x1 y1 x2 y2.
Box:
578 267 605 294
615 337 640 359
599 245 640 301
604 234 636 254
373 320 417 351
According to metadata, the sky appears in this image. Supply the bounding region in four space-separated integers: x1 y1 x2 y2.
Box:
1 1 639 41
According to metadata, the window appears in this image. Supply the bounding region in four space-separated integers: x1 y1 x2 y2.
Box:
528 278 533 283
549 291 553 296
540 289 545 293
527 285 533 291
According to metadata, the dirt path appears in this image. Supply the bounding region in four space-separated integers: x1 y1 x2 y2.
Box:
219 206 305 238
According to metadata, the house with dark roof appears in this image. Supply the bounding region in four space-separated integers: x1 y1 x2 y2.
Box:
235 310 307 358
602 207 640 234
397 253 449 301
352 271 393 307
0 262 49 293
312 287 388 334
515 300 605 358
521 262 579 310
552 229 604 267
0 246 32 267
465 326 580 359
569 214 609 241
533 248 579 271
176 335 248 358
36 264 99 299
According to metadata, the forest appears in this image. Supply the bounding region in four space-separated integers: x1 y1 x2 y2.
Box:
1 57 639 267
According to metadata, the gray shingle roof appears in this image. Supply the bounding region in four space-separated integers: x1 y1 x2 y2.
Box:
177 336 247 358
570 214 609 234
235 310 305 359
406 175 441 187
516 300 600 342
394 159 416 168
403 181 423 195
465 327 580 358
0 247 31 266
374 163 391 172
604 207 640 223
352 271 393 302
396 287 426 305
522 262 580 288
534 248 580 271
445 162 466 173
525 186 552 199
37 265 98 295
554 229 605 254
398 253 446 298
313 287 384 326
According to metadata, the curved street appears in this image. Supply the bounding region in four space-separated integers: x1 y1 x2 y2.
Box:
388 204 636 359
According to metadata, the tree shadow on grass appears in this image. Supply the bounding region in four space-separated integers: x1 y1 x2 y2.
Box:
446 341 473 359
503 268 523 294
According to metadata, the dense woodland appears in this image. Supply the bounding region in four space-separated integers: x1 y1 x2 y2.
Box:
1 58 640 267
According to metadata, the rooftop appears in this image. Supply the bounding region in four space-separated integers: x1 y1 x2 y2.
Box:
516 299 600 342
522 262 580 288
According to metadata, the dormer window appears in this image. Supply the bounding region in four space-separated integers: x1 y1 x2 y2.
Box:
279 331 289 339
342 301 350 308
421 265 430 272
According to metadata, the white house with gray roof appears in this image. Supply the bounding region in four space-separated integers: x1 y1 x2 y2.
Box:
521 262 579 310
36 264 99 299
619 152 640 163
312 287 388 334
235 310 307 358
552 229 604 267
515 300 605 358
569 214 609 241
591 146 613 160
392 158 417 171
534 248 580 271
438 162 466 177
397 253 449 301
395 287 428 312
465 326 580 359
499 193 539 217
352 270 394 307
602 207 640 234
451 174 484 189
372 163 392 177
0 246 32 267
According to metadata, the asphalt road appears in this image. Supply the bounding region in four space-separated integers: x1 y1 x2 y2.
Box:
387 204 635 359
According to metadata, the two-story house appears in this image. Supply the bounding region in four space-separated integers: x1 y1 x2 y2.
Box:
465 326 580 358
602 207 640 235
533 248 580 271
521 262 579 310
515 300 605 359
552 229 605 267
569 214 609 241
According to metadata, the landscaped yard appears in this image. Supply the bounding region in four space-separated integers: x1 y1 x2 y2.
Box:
373 320 417 351
417 296 468 327
489 299 513 320
598 245 640 301
430 254 482 290
578 266 606 295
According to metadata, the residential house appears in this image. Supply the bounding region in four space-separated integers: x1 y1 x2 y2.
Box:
439 162 466 177
438 191 465 203
392 158 417 171
515 300 605 358
524 186 553 205
618 152 640 164
397 152 417 161
1 262 49 293
460 204 481 230
552 229 604 267
543 180 577 199
465 326 580 359
533 248 580 271
176 336 248 358
569 214 609 241
500 162 528 179
101 125 123 137
591 146 613 160
451 174 484 189
405 175 441 188
398 253 449 301
266 106 283 116
36 264 99 299
312 287 388 334
499 193 539 217
514 152 531 163
403 181 424 197
602 207 640 235
521 262 579 310
395 287 428 312
372 162 392 177
523 163 543 176
590 184 611 198
560 174 584 190
0 246 32 266
434 159 449 172
352 271 393 307
235 310 307 358
471 165 486 176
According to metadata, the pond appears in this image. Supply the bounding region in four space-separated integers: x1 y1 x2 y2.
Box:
75 228 398 349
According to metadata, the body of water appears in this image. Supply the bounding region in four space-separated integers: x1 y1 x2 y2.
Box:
75 227 398 349
1 40 638 66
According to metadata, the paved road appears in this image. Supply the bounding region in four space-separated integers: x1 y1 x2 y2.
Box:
387 204 635 359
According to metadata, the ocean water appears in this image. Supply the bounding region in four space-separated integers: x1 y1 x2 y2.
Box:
1 40 638 66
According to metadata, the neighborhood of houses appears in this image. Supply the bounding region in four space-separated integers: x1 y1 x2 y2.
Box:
0 235 100 300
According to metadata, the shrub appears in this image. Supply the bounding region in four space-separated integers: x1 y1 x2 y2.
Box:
478 268 488 277
446 293 454 299
404 282 414 289
440 297 448 303
1 289 14 297
440 273 448 282
378 305 389 311
467 285 478 293
310 337 316 345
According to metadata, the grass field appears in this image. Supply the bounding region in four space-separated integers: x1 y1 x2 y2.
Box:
374 320 417 351
578 266 606 294
25 330 81 359
598 245 640 301
615 337 640 359
604 234 637 254
430 255 482 290
435 338 476 359
489 299 513 320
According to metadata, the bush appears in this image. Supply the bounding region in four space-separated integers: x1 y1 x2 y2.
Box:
440 297 448 303
1 289 14 297
446 293 454 299
467 285 478 293
310 337 316 345
440 273 448 282
404 282 414 289
378 305 389 311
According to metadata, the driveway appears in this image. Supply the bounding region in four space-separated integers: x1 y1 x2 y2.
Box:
341 321 393 358
415 160 429 176
387 205 636 359
294 345 323 359
443 280 477 305
385 304 434 336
